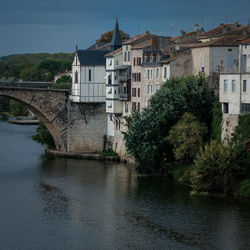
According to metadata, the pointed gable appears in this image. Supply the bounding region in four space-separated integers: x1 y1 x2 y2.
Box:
110 18 122 50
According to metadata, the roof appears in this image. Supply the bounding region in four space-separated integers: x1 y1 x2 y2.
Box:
198 23 239 39
122 33 150 45
116 65 130 70
131 39 152 49
241 38 250 44
161 51 191 64
110 18 122 50
190 35 246 49
76 50 111 65
105 47 122 57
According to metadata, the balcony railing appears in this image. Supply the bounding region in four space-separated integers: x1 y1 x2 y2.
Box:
119 93 128 101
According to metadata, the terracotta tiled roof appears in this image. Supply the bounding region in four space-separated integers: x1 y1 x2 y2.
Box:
161 52 191 64
105 47 122 57
241 38 250 44
122 33 150 45
131 40 152 49
171 31 197 41
191 35 248 48
198 23 239 38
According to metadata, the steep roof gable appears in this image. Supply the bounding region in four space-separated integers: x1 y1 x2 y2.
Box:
76 50 111 66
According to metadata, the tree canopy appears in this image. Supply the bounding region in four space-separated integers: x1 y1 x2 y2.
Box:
124 74 214 173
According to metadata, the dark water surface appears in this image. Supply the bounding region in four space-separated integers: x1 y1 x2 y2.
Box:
0 118 250 249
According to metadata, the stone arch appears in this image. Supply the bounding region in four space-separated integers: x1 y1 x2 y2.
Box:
0 87 69 152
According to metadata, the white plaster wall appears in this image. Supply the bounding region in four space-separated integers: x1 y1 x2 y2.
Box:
80 66 106 102
219 74 241 114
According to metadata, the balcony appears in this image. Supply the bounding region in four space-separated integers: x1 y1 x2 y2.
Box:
119 93 128 101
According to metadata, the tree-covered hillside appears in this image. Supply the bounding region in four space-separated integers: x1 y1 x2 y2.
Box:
0 53 74 81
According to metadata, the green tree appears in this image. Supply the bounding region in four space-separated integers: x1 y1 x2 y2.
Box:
168 112 207 164
191 141 240 193
124 74 214 173
9 100 28 116
32 122 55 149
56 75 72 84
211 99 222 142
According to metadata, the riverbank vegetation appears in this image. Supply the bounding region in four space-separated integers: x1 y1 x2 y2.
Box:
124 74 250 198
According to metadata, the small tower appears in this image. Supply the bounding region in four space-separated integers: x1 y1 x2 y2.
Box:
110 17 122 51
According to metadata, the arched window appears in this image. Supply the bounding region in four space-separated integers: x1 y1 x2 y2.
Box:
75 71 78 83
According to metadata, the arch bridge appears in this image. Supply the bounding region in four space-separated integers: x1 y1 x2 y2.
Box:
0 85 106 153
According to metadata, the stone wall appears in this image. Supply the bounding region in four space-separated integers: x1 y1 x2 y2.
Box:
67 102 106 152
221 113 239 144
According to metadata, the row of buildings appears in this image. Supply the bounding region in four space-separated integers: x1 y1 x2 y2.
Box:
69 19 250 157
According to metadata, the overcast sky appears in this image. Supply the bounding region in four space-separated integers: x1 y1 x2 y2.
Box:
0 0 250 56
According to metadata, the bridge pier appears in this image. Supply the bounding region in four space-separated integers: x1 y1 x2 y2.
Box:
0 87 107 153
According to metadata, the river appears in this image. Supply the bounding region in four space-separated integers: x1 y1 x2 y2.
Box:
0 117 250 249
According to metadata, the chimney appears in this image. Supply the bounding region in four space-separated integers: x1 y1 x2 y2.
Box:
151 36 158 49
194 24 199 31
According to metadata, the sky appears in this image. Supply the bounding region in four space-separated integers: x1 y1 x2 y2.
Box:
0 0 250 56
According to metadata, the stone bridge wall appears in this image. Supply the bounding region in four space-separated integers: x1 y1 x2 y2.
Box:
0 87 106 153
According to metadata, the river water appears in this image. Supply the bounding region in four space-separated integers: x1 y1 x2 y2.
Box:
0 117 250 249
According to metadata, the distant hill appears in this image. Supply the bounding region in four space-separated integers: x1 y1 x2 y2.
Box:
0 53 74 68
0 53 74 81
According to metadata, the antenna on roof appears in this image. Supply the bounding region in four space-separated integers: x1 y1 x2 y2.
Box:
248 18 250 27
201 16 204 29
75 45 78 51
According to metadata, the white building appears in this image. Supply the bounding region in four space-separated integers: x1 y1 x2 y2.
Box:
220 38 250 115
70 49 111 103
219 38 250 140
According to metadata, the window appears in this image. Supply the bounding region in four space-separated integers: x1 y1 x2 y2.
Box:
132 73 141 82
132 88 136 97
150 70 153 79
128 51 130 62
116 60 118 65
138 88 140 97
243 80 247 92
75 71 78 83
147 85 153 94
132 102 136 111
223 103 229 113
232 80 236 92
164 67 167 79
124 52 127 62
137 57 141 66
156 84 161 91
125 103 129 113
241 103 250 114
223 80 228 92
108 59 112 66
147 70 150 79
137 102 140 111
134 58 136 66
156 68 159 78
89 69 91 82
108 74 112 84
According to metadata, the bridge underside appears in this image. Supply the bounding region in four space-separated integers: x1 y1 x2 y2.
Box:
0 87 107 153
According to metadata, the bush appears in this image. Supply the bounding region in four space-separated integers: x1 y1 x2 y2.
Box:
32 122 55 149
236 179 250 199
51 81 72 89
168 113 207 163
9 100 28 116
191 141 238 193
211 99 222 142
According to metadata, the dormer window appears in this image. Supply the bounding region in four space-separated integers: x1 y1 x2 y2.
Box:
150 54 154 63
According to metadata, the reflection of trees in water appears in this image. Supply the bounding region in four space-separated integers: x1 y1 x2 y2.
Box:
37 182 69 220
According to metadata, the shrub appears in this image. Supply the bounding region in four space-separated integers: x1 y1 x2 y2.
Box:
9 100 28 116
168 113 207 164
211 99 222 142
32 122 55 149
236 179 250 199
191 141 237 193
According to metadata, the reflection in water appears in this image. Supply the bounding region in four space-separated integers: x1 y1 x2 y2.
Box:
37 183 69 220
0 118 250 249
